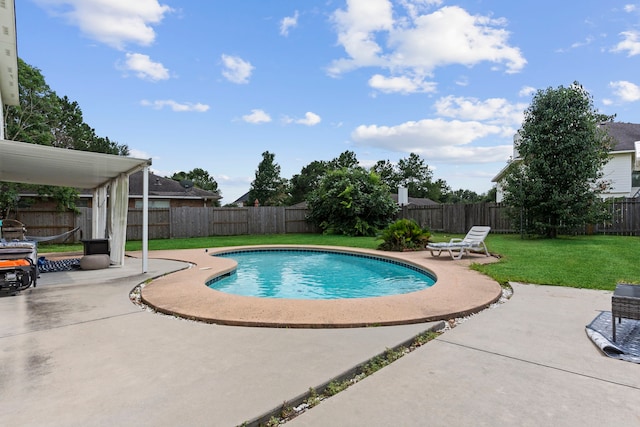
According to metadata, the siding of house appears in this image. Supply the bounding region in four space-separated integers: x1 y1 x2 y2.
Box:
602 153 633 198
495 153 635 201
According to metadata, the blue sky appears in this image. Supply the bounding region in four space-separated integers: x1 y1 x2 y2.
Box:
16 1 640 204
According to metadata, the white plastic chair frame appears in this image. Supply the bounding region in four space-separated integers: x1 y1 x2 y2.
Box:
426 226 491 260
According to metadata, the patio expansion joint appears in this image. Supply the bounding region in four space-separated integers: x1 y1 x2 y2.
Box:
0 309 144 339
437 339 640 391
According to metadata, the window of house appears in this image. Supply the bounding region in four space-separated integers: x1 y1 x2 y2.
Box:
633 171 640 188
134 199 170 209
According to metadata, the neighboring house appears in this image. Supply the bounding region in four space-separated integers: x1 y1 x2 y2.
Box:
390 193 438 206
11 171 221 210
126 171 221 208
492 122 640 202
232 192 251 207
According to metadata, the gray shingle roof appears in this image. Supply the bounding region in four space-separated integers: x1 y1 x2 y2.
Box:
599 122 640 152
128 171 221 199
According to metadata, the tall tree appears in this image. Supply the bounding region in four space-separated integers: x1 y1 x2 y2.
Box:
170 168 219 192
444 189 484 204
288 151 361 205
4 58 58 145
502 82 613 238
371 153 443 200
288 160 329 205
396 153 435 199
170 168 220 206
370 159 400 190
1 59 129 216
327 150 359 170
248 151 288 206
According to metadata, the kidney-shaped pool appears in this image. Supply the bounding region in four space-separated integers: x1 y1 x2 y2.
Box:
138 246 503 328
209 249 436 299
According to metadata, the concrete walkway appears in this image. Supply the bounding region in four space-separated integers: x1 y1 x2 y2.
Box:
1 254 639 426
291 283 640 426
0 256 438 427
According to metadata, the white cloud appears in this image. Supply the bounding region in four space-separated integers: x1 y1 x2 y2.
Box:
434 95 526 128
296 112 322 126
624 4 637 13
612 30 640 56
455 75 469 87
351 118 511 163
368 74 437 94
280 11 299 36
242 109 272 124
388 6 526 74
122 53 169 81
328 0 394 75
609 80 640 102
329 2 526 91
398 0 443 20
35 0 173 49
140 99 210 112
518 86 537 97
221 54 254 84
127 148 153 160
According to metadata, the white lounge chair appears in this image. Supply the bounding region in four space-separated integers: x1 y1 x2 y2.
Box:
426 226 491 260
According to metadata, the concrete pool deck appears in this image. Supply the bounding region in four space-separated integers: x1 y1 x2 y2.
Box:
1 249 638 426
139 245 503 327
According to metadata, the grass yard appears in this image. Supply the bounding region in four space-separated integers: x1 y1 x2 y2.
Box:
468 233 640 291
40 232 639 291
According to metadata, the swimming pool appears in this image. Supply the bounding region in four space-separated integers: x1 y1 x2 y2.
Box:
209 249 435 299
139 246 503 327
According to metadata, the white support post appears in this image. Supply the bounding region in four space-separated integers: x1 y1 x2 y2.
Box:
142 166 149 273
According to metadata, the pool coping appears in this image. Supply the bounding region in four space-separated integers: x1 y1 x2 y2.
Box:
138 245 503 328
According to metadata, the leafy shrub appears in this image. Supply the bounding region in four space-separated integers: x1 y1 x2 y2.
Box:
377 219 431 251
306 168 398 237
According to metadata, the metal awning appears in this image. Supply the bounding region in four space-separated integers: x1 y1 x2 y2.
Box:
0 139 149 188
0 139 152 272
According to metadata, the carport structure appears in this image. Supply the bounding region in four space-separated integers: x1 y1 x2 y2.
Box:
0 140 152 272
0 0 152 272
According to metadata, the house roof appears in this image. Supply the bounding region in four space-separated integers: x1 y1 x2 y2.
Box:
599 122 640 152
492 121 640 182
390 193 439 206
128 171 221 200
233 191 250 204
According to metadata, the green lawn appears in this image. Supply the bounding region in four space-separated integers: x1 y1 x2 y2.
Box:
39 233 639 291
468 233 639 291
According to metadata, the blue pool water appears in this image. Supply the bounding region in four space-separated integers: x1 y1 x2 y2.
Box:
208 249 436 300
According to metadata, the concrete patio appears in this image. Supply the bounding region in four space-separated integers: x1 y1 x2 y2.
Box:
1 250 638 426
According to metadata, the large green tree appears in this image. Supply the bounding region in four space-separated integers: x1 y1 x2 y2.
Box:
52 96 128 155
170 168 221 207
370 159 401 190
288 151 361 205
371 153 446 201
170 168 219 193
327 150 359 169
502 82 613 238
288 160 329 205
306 168 397 236
248 151 288 206
0 59 129 217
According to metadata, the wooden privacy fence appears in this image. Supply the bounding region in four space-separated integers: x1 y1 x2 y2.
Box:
398 203 513 234
400 201 640 235
8 200 640 242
